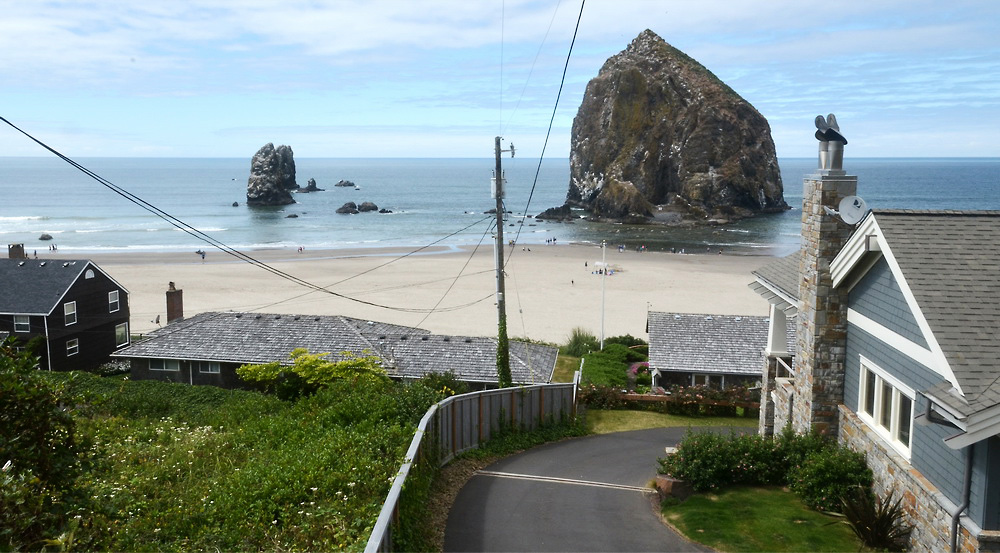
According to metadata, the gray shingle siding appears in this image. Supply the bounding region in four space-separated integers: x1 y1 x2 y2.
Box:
848 257 927 348
985 437 1000 530
845 321 995 527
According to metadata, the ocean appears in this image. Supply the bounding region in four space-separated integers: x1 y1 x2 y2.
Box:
1 156 997 256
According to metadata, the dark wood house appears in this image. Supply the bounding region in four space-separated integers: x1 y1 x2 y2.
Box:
0 258 130 371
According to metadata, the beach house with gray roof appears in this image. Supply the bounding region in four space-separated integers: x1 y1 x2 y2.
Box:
751 156 1000 552
115 311 556 388
0 258 130 371
646 311 794 389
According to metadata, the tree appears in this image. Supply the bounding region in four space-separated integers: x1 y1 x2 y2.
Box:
237 348 387 400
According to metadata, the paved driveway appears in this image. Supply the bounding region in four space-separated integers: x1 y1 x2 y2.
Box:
444 427 731 552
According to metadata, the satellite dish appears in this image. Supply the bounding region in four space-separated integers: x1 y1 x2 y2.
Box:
838 195 868 225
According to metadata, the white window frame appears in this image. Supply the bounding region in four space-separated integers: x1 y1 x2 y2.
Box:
64 301 77 326
197 361 221 374
149 358 180 372
66 338 79 356
857 356 914 459
14 315 30 333
109 290 120 313
115 323 129 347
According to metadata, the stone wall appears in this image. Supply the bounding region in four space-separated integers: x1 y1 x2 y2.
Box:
839 406 1000 553
792 172 856 435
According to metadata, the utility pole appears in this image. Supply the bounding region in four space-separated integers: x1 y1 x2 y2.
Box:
493 136 513 387
600 239 606 350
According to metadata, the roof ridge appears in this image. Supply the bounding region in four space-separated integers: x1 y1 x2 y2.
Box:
873 209 1000 216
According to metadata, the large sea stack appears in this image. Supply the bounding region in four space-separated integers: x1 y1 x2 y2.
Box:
246 143 298 206
562 29 786 223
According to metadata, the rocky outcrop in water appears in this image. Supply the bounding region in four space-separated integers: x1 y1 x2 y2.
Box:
299 178 324 193
246 143 297 206
560 30 786 224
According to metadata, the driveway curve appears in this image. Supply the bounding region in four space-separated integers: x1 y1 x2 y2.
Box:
444 426 732 552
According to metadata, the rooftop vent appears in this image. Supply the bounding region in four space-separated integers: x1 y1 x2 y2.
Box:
63 262 69 267
17 261 24 266
255 315 262 319
39 262 46 266
421 336 429 341
293 316 300 320
464 338 472 343
235 314 242 318
400 335 408 340
275 315 281 319
443 336 450 342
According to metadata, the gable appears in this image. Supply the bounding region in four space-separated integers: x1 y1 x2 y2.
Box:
848 256 928 349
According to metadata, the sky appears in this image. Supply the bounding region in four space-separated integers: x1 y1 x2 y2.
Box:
2 0 998 159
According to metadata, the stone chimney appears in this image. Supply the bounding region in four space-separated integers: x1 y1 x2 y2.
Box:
166 282 184 323
792 114 856 435
8 244 27 259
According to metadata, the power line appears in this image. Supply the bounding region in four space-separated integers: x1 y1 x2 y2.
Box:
415 218 494 328
502 0 564 137
508 0 586 253
0 115 493 315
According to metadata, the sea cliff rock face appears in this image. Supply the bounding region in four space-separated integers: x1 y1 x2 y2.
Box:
246 143 297 206
566 29 786 222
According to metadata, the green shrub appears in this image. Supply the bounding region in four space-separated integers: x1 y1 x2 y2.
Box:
562 327 599 357
0 341 91 550
604 334 648 356
578 384 626 409
658 431 735 490
237 348 387 400
419 371 469 397
658 428 869 510
789 447 872 512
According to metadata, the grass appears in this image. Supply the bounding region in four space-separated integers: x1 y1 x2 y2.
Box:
551 354 580 382
662 486 868 552
586 409 758 434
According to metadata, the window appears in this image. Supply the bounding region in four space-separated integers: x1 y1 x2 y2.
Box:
84 269 94 279
109 290 120 313
14 315 30 332
66 338 79 356
64 301 77 325
115 323 129 347
858 359 914 456
196 361 220 374
149 359 180 371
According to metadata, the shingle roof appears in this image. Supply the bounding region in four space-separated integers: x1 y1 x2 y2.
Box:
377 334 555 383
114 311 555 384
751 252 801 303
873 210 1000 414
647 312 794 375
0 259 94 315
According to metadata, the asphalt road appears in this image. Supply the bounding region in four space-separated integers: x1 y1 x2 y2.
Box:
444 427 730 552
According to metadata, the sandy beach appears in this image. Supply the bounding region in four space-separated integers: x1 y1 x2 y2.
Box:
86 243 773 345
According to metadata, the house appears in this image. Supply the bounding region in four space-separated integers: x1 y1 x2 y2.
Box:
646 311 793 389
114 311 556 388
0 257 131 371
750 124 1000 553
